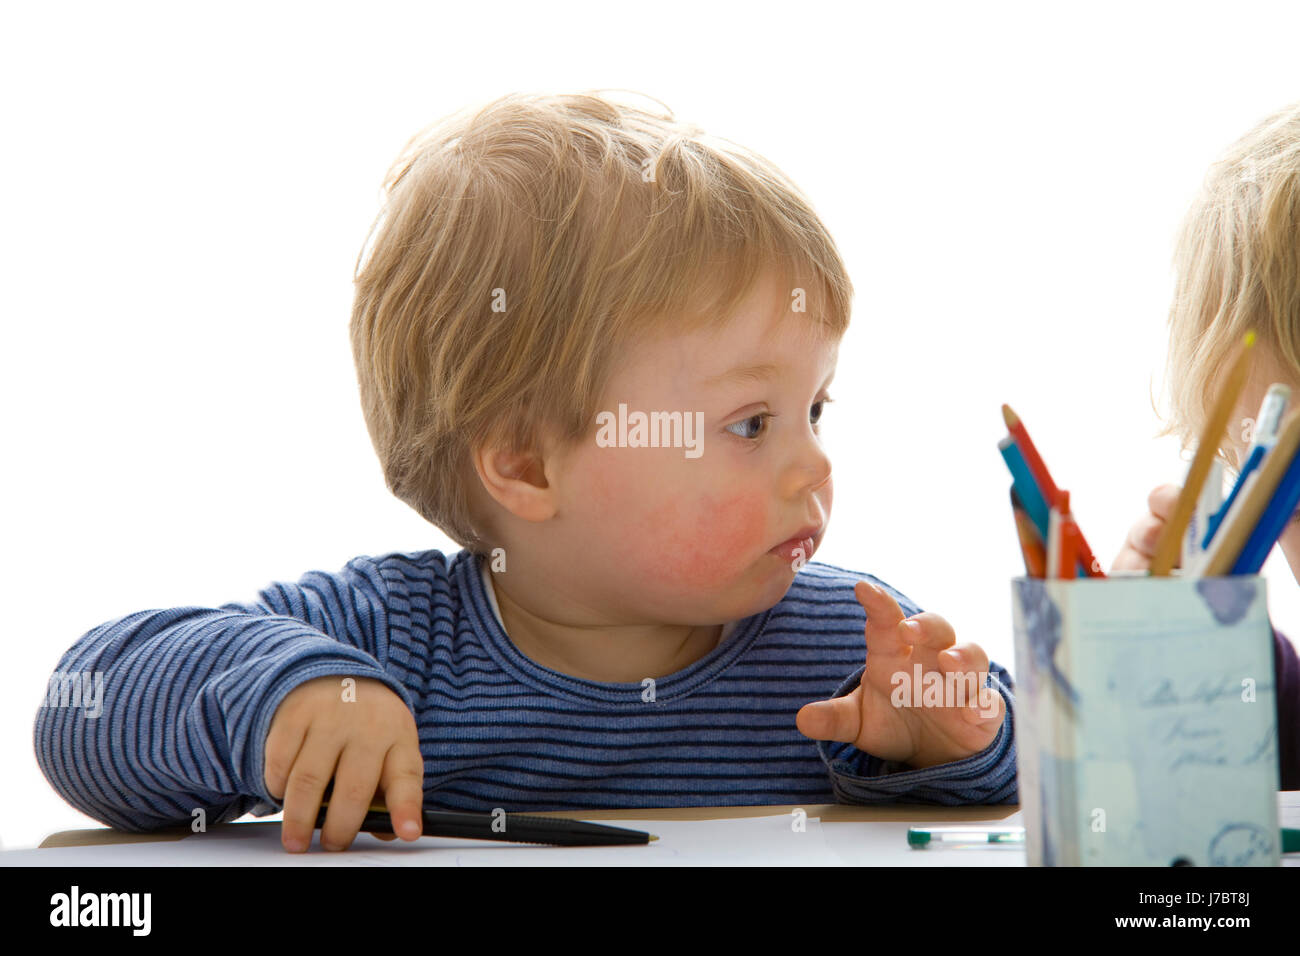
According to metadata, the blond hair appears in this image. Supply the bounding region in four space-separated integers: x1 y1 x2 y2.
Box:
1162 101 1300 468
349 91 853 553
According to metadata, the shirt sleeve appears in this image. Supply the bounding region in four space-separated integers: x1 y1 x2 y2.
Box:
1274 628 1300 791
814 575 1019 805
32 555 414 832
817 662 1017 805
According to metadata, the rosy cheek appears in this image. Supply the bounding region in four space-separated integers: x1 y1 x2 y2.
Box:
625 488 770 591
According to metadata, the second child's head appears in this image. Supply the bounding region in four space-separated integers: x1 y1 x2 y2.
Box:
1163 101 1300 576
349 92 851 625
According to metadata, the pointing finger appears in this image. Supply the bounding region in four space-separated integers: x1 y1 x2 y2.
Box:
854 580 910 654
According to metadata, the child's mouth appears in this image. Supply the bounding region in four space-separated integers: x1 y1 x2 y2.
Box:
768 529 819 563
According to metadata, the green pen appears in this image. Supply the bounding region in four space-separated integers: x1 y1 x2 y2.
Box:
908 826 1024 848
908 826 1300 852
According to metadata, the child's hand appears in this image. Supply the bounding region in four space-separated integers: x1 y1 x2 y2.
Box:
795 581 1005 768
1112 483 1181 572
264 675 424 853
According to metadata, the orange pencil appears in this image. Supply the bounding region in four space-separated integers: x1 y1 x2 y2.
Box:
1057 493 1083 580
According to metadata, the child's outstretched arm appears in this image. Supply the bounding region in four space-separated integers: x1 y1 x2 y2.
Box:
796 579 1017 805
32 554 423 843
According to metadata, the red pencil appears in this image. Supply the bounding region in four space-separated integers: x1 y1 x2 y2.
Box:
1002 404 1106 578
1002 404 1061 505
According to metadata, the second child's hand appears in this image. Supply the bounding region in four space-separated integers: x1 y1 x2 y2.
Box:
794 581 1005 768
1113 484 1182 571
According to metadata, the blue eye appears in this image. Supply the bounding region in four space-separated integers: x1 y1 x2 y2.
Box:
725 395 834 442
726 413 774 440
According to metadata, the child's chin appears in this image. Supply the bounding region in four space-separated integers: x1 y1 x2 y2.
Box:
691 569 791 619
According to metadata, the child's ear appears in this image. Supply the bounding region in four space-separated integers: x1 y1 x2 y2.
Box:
471 441 559 523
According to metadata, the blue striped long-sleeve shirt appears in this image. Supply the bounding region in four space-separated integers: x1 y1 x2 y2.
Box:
33 549 1018 831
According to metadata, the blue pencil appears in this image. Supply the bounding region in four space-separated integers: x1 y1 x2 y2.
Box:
1205 384 1290 547
1230 443 1300 573
999 436 1049 539
1206 445 1267 546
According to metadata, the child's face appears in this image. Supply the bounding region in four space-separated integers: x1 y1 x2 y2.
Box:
542 270 837 624
1229 361 1300 583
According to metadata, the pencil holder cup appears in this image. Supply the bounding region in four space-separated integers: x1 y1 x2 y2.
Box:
1010 573 1280 866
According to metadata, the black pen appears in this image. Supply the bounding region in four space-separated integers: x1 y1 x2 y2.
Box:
312 802 655 847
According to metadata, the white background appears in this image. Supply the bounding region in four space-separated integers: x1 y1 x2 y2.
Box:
4 0 1300 850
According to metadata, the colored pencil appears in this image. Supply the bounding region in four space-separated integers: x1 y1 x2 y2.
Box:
1000 405 1104 577
1010 486 1047 577
1055 491 1078 579
1150 330 1257 575
1046 498 1064 579
1000 436 1051 539
1183 459 1224 568
1204 383 1290 547
1195 406 1300 576
1002 404 1060 506
1231 445 1300 573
